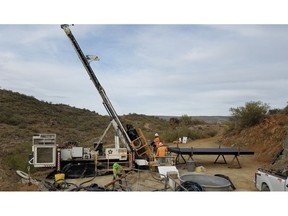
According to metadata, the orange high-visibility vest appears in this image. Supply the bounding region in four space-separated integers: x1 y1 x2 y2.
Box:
156 146 167 157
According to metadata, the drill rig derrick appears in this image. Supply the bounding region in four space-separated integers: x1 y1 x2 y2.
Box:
60 24 153 162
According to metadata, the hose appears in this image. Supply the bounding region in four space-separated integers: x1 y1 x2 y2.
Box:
16 170 30 179
175 181 204 191
16 170 41 186
16 168 119 191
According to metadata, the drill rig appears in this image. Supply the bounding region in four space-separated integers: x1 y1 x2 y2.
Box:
60 24 153 161
29 25 153 177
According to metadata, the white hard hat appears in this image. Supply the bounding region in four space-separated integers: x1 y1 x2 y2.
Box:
155 133 159 137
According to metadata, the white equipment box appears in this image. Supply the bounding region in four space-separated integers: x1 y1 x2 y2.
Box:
60 149 72 160
105 148 127 160
71 147 83 158
158 166 179 179
61 147 90 160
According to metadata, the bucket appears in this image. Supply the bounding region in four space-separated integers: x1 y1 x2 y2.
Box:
187 160 195 172
55 173 65 183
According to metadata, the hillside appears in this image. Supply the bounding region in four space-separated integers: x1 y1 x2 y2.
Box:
158 115 230 123
0 89 222 146
0 89 223 190
220 114 288 163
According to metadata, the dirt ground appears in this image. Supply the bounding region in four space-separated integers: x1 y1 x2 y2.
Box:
12 135 266 192
168 136 264 191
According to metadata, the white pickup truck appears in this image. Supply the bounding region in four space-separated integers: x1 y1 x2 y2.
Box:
255 168 288 191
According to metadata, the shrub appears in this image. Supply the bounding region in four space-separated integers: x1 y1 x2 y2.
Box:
229 101 270 130
283 103 288 114
180 114 192 126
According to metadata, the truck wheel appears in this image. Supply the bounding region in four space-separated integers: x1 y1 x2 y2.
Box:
261 183 270 191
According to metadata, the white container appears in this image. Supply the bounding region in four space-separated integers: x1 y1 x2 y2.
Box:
61 149 72 160
72 147 83 158
135 159 149 166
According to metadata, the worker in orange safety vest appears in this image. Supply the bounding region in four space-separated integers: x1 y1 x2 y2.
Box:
156 142 167 165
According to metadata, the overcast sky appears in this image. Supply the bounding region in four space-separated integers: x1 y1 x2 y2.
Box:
1 24 288 116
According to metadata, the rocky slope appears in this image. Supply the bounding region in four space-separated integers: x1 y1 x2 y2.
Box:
220 114 288 163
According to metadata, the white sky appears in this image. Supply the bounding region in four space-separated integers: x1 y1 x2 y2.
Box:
1 1 288 117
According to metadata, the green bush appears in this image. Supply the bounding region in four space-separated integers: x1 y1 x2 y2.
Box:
4 142 32 171
180 114 192 126
205 129 218 137
229 101 270 130
162 125 218 142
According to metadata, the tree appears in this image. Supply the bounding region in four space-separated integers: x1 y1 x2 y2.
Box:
229 101 270 129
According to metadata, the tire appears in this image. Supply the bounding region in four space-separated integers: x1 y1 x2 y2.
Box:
261 183 270 191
